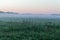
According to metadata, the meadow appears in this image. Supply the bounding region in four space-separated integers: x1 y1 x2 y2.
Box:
0 18 60 40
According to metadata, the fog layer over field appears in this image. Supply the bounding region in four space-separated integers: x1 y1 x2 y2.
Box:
0 13 60 18
0 12 60 21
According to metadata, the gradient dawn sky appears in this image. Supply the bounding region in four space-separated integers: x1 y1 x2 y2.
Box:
0 0 60 14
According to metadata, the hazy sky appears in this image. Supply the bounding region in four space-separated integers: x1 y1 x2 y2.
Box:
0 0 60 13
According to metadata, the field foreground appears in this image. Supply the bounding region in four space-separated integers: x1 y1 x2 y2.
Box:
0 18 60 40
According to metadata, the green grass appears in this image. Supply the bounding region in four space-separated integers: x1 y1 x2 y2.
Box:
0 19 60 40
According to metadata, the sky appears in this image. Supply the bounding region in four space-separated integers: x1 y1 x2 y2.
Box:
0 0 60 14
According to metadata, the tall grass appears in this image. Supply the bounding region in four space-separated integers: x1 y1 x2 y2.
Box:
0 18 60 40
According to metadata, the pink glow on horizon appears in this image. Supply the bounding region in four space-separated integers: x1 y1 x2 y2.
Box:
0 0 59 14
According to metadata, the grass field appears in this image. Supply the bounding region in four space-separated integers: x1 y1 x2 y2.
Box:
0 18 60 40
